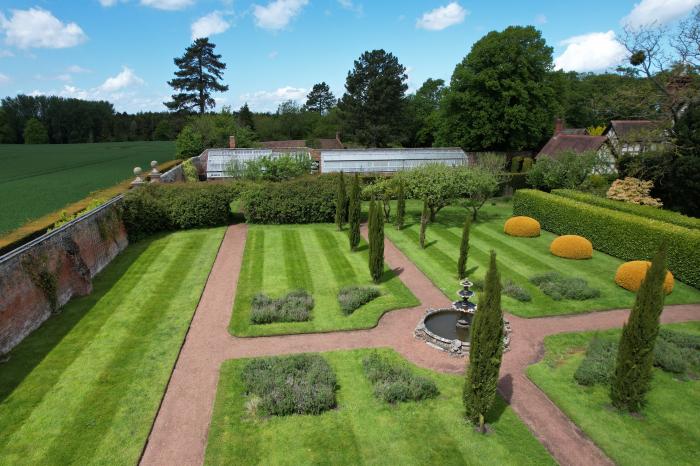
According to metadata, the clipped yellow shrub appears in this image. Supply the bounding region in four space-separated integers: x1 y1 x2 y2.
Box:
504 216 540 237
615 261 674 294
550 235 593 259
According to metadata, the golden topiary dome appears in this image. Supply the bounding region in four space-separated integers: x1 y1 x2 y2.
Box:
614 261 675 294
550 235 593 260
504 216 541 237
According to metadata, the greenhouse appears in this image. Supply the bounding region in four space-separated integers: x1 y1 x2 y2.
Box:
206 148 311 178
320 148 468 174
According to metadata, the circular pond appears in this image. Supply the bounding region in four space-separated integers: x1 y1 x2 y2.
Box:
424 310 473 342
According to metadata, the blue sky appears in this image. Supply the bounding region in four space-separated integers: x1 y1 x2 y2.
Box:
0 0 698 112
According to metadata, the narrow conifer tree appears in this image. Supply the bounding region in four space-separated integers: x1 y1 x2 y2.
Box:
457 217 471 279
419 199 429 249
368 200 384 283
348 174 361 250
464 250 504 433
395 180 405 230
335 171 347 230
611 243 668 412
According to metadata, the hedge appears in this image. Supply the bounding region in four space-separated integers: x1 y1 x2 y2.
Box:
513 189 700 288
241 175 338 224
552 189 700 230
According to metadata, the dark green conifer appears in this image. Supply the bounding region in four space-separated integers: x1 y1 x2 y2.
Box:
419 199 429 249
335 171 347 230
368 199 384 283
457 217 471 279
348 173 361 250
395 180 405 230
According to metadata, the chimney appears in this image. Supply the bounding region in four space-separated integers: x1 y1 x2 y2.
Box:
229 135 236 148
554 118 564 135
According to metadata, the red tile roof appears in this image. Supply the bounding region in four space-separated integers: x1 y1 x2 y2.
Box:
538 134 608 158
259 138 344 150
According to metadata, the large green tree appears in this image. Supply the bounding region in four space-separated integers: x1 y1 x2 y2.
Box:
23 117 49 144
238 103 255 130
304 82 336 114
611 244 669 412
398 163 458 221
438 26 557 151
166 38 229 114
339 49 408 147
464 250 504 432
404 78 446 147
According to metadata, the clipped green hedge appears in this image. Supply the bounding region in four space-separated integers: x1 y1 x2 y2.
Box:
513 189 700 288
553 189 700 230
241 175 338 224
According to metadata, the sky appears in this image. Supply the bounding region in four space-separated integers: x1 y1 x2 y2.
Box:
0 0 698 113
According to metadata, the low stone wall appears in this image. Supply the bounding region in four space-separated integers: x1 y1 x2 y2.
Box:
160 153 206 183
0 196 128 355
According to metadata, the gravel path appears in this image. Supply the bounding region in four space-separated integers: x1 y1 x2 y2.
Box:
140 224 700 466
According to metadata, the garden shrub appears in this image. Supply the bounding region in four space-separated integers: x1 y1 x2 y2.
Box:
504 216 540 237
241 354 338 416
503 280 531 302
362 352 439 404
574 338 617 386
606 177 662 207
250 290 314 324
530 272 600 301
550 235 593 260
513 189 700 288
337 286 380 315
182 158 198 182
614 261 674 294
552 189 700 230
241 175 337 224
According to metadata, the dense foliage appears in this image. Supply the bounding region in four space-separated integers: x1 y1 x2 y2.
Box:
606 177 662 207
175 111 257 158
457 216 471 279
335 171 347 230
337 286 381 315
526 151 604 191
22 118 49 144
304 82 336 114
362 352 439 404
514 190 700 287
241 175 337 224
241 354 338 416
368 199 385 283
250 290 314 324
348 174 361 250
530 272 600 301
226 153 312 181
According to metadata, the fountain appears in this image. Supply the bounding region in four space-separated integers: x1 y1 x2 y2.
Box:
414 278 510 357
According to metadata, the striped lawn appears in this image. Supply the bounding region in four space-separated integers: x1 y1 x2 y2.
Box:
0 227 225 465
229 224 419 337
205 349 555 466
384 200 700 318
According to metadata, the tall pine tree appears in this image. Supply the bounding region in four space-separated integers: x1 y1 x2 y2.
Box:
335 172 347 230
457 217 471 279
238 103 255 130
165 38 229 114
395 179 405 230
464 250 504 433
611 243 669 412
368 199 385 283
348 173 361 251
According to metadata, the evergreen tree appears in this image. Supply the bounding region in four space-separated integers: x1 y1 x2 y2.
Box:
23 118 49 144
238 103 255 130
165 38 229 114
457 216 471 279
611 243 669 412
348 173 361 251
335 171 347 230
464 251 504 433
368 199 385 283
419 199 429 249
304 82 336 114
395 180 405 230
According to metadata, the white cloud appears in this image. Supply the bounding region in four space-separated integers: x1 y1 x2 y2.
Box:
67 65 91 73
554 30 627 72
338 0 363 16
0 8 87 49
140 0 195 11
253 0 309 30
534 14 547 25
623 0 700 28
239 86 307 111
99 0 120 6
99 66 144 92
416 2 467 31
0 49 13 58
0 73 9 85
191 11 230 39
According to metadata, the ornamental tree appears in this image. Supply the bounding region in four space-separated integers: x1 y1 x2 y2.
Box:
399 163 458 222
457 216 471 279
368 200 384 282
348 173 361 251
335 172 347 230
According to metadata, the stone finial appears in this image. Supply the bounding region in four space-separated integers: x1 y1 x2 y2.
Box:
131 166 145 188
149 160 162 183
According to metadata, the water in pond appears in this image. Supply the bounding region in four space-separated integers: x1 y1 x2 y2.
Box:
424 310 473 342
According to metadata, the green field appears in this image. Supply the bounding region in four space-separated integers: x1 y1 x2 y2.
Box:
229 224 419 337
0 228 224 465
383 200 700 317
0 141 175 234
205 349 555 465
528 322 700 466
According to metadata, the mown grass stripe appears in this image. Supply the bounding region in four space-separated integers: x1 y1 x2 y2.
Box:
230 228 264 330
314 228 358 286
282 229 312 292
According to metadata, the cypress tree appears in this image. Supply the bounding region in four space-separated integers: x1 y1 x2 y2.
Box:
457 216 471 279
419 199 429 249
348 174 361 250
335 171 347 230
464 250 504 433
611 243 669 412
395 180 405 230
368 200 385 283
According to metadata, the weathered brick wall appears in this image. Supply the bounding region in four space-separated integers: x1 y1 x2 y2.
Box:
0 198 128 355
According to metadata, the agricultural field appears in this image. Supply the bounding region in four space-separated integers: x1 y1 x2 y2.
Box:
205 348 555 465
0 141 175 234
528 322 700 466
0 228 224 465
384 200 700 317
229 224 419 337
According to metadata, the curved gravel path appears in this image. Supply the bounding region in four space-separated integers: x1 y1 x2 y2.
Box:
140 224 700 466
